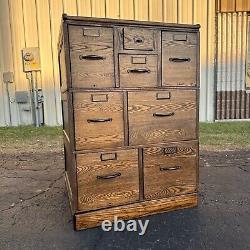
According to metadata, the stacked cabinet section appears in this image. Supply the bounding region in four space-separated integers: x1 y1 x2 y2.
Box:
59 15 200 230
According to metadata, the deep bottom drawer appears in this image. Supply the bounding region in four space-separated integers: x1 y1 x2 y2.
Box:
143 141 198 200
76 149 139 212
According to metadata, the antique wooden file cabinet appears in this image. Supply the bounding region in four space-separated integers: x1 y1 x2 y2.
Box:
58 14 200 230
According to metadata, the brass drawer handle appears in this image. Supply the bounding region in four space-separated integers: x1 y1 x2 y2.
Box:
160 166 181 171
87 118 112 123
169 57 191 62
97 172 121 180
127 68 151 73
153 112 175 117
79 54 105 60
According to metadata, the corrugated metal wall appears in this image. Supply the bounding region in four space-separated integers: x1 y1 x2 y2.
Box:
216 12 250 119
0 0 216 126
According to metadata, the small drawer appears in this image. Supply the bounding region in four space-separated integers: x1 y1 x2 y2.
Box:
123 27 154 51
73 92 124 150
68 25 114 88
119 54 158 88
162 31 197 87
76 149 139 211
143 141 198 200
128 90 197 146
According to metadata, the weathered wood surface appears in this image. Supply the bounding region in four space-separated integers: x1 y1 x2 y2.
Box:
75 193 198 230
128 90 197 145
74 92 124 150
69 25 114 88
162 31 197 87
143 141 197 200
76 149 139 211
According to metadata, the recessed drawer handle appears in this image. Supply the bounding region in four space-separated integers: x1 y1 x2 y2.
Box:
127 68 151 73
153 112 175 117
87 118 112 123
169 57 191 62
97 172 121 180
79 55 105 60
134 37 144 43
160 166 181 171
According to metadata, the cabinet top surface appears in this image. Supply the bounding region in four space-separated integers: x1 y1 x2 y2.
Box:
62 14 201 30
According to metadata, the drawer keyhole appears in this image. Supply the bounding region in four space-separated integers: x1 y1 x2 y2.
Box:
134 37 144 44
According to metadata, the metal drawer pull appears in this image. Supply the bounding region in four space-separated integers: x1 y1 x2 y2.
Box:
97 172 121 180
134 37 144 43
127 68 151 73
169 57 191 62
153 112 175 117
87 118 112 123
160 166 181 171
79 55 105 60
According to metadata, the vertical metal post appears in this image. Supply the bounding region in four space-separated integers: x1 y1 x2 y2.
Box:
30 71 40 127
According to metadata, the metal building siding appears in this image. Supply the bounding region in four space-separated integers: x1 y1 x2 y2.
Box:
216 12 250 119
0 0 216 126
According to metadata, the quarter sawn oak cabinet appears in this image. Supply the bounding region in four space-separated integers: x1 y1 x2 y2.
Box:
58 14 200 230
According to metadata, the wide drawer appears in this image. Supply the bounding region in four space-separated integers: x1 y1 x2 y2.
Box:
123 27 155 51
143 141 198 200
76 149 139 211
69 25 114 88
162 31 197 87
119 54 158 88
73 92 124 150
128 90 197 146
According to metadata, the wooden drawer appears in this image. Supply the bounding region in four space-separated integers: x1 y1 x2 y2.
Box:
123 27 154 51
69 25 114 88
128 90 197 146
73 92 124 150
162 32 197 87
119 54 158 88
144 141 198 200
77 149 139 211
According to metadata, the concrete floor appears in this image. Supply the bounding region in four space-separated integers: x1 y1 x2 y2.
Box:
0 148 250 250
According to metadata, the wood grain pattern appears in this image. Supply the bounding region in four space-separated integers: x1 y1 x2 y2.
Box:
123 27 154 50
143 141 197 200
74 92 124 150
128 90 197 146
75 193 198 230
76 149 139 211
119 54 158 88
69 25 114 88
64 134 77 212
162 31 197 87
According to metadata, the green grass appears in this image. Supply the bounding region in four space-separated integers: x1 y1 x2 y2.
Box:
0 122 249 149
200 121 250 148
0 125 62 143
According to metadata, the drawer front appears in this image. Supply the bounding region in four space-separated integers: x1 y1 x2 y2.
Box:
162 32 197 87
128 90 197 146
119 54 158 88
123 27 154 50
77 149 139 211
74 92 124 150
69 25 114 88
144 141 198 200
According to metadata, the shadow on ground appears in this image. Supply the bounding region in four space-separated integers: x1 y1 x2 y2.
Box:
0 147 249 250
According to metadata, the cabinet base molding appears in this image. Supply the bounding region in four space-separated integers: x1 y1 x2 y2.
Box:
74 193 198 230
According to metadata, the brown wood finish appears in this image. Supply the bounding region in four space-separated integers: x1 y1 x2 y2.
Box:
75 193 198 230
162 31 197 87
119 54 158 88
59 15 200 231
76 149 139 211
69 25 115 88
128 90 197 146
123 27 155 51
143 141 198 200
73 91 124 150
